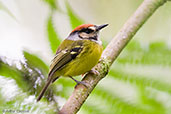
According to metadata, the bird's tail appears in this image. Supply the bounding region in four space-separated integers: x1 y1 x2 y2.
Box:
37 77 52 102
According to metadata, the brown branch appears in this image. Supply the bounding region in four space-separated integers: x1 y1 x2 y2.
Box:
59 0 170 113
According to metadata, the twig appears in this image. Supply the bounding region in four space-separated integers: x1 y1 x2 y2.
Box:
59 0 170 113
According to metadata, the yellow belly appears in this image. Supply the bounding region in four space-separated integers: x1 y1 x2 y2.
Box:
56 40 103 77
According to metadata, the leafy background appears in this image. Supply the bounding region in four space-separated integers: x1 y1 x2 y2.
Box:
0 0 171 114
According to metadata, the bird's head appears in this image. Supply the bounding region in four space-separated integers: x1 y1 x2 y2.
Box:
67 24 108 44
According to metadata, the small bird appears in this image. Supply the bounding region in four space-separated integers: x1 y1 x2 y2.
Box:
37 24 108 101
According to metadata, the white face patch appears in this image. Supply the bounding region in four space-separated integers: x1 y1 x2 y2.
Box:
79 32 96 39
88 26 96 31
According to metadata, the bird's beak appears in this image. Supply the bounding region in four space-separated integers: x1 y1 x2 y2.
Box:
96 24 108 31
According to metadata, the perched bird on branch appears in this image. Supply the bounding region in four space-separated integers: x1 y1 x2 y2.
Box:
37 24 108 101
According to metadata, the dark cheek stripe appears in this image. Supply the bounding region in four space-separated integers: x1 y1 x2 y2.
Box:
78 34 84 39
89 36 97 40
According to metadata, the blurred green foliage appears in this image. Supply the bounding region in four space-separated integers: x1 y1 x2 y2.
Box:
66 1 84 29
0 1 16 20
44 0 58 10
24 51 49 75
117 41 171 66
47 15 61 54
0 1 171 114
0 60 29 92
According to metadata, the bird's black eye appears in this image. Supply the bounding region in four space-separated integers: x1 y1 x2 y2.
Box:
81 28 94 34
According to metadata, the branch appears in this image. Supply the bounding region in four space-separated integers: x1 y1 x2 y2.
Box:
59 0 170 113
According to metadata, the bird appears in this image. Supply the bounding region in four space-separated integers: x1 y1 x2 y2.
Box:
37 24 108 101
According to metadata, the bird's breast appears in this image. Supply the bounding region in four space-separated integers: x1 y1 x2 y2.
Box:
61 40 103 76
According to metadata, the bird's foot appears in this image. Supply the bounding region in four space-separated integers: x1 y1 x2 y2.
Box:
69 76 88 88
75 81 88 88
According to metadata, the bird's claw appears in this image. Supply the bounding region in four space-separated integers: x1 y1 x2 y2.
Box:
69 76 88 88
75 81 88 88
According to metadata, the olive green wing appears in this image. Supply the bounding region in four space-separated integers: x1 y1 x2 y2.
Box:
48 41 83 78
